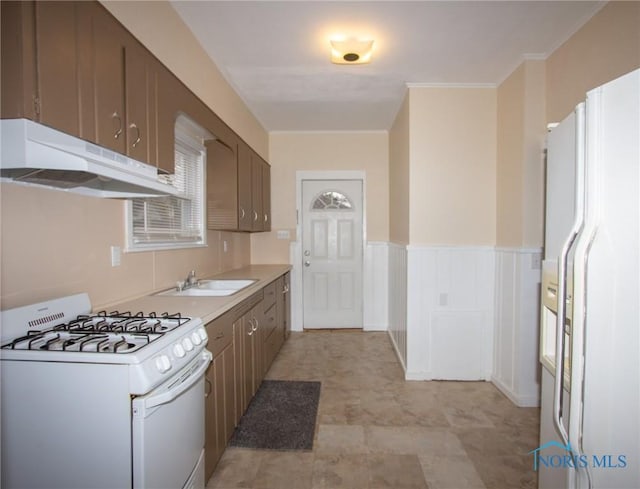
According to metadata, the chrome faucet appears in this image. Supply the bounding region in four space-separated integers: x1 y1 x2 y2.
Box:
186 270 197 286
177 270 198 291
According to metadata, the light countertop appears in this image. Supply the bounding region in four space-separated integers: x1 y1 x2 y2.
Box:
106 264 291 325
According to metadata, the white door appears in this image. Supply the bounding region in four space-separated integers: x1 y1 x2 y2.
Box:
301 180 363 329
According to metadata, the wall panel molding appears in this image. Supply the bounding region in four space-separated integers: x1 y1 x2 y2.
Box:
405 245 496 380
363 242 389 331
388 242 408 369
492 247 542 406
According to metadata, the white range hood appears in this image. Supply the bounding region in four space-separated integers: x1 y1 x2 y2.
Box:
0 119 181 199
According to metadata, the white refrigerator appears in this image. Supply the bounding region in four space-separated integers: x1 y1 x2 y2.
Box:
538 68 639 489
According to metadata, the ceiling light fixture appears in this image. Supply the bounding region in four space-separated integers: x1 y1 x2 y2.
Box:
330 38 374 64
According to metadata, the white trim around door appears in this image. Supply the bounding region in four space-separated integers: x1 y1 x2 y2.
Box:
293 171 367 330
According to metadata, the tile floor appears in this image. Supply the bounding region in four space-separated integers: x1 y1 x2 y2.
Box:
206 331 540 489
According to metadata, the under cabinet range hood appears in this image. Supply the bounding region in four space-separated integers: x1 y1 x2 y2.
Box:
0 119 181 198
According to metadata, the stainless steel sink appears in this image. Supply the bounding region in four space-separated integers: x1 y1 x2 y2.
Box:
154 279 256 297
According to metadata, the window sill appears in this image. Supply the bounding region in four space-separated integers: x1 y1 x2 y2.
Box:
124 242 208 253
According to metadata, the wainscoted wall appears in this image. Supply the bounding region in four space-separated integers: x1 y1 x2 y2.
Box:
363 242 389 331
387 243 408 369
406 246 496 380
291 239 542 404
492 247 543 407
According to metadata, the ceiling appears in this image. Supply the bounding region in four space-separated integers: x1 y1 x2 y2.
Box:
170 1 604 132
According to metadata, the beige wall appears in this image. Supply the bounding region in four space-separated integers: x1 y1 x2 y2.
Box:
0 184 249 310
251 131 390 263
546 1 640 123
388 93 411 245
496 65 525 247
408 87 497 246
496 60 546 248
100 0 268 159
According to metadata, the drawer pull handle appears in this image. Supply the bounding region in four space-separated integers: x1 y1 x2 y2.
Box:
215 332 224 340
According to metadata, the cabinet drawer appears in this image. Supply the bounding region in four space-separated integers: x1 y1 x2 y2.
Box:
206 316 233 357
262 281 277 311
262 303 277 339
265 327 284 368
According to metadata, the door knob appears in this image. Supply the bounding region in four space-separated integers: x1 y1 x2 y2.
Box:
304 260 311 267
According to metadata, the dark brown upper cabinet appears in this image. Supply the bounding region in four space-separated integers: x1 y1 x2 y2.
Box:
87 3 127 155
35 2 82 138
250 150 264 232
82 3 157 167
207 127 239 230
1 2 36 121
231 141 271 232
211 139 271 233
261 159 271 232
1 1 79 135
237 142 254 231
1 0 272 224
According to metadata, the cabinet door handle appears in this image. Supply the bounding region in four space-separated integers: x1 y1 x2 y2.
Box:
129 123 141 148
247 318 255 336
112 112 123 139
253 210 258 221
252 319 258 332
264 214 268 223
239 207 246 219
204 378 212 397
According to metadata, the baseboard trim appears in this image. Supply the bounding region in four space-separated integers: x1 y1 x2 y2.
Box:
387 330 407 373
491 375 540 407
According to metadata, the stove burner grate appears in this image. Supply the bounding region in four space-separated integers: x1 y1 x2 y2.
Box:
1 310 190 353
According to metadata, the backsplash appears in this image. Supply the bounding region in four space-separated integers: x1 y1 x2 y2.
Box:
0 183 250 311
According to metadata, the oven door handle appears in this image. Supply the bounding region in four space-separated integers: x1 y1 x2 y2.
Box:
136 350 212 414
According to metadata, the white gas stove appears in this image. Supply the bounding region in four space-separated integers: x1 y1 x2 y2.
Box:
1 293 212 489
1 293 208 394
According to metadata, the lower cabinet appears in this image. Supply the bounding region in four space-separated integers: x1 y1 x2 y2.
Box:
204 309 235 479
204 274 290 481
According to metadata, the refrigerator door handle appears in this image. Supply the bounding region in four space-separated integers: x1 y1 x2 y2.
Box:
568 97 600 489
553 249 572 448
552 103 587 452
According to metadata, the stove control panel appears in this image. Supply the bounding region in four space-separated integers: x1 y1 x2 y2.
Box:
131 321 209 395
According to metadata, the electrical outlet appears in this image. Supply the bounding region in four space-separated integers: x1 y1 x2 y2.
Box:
110 246 121 267
276 230 290 240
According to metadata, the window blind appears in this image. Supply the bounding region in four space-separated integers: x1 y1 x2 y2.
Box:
130 132 205 246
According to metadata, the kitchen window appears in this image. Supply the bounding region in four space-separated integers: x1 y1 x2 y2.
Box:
126 115 209 251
